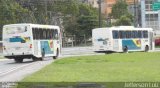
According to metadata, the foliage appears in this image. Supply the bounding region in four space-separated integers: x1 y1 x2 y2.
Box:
113 15 132 26
0 0 29 25
0 0 99 42
0 0 30 40
111 0 128 19
64 3 99 40
77 15 98 38
110 0 134 26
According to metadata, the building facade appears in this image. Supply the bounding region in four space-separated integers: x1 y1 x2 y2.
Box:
141 0 160 48
141 0 160 35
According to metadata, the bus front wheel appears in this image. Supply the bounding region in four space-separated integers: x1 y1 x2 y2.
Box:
53 49 59 59
145 45 149 52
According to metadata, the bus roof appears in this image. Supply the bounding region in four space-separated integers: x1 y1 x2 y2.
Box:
93 26 153 31
3 23 60 29
111 26 134 29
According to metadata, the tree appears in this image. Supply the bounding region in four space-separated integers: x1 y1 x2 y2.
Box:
114 15 132 26
110 0 134 26
111 0 128 19
0 0 29 24
0 0 99 44
65 3 98 39
0 0 30 40
77 15 98 38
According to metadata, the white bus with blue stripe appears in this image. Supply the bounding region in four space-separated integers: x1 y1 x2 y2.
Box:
3 23 61 62
92 26 154 53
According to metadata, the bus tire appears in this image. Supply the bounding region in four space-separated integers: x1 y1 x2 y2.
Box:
53 49 59 59
14 58 23 63
145 45 149 52
123 46 128 53
32 56 38 61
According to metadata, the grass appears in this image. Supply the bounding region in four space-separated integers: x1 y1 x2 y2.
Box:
21 52 160 82
0 56 4 60
155 46 160 48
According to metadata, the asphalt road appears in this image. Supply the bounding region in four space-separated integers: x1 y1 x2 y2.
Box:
0 46 100 82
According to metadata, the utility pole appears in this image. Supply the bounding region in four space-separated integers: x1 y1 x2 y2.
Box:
134 0 137 27
98 0 102 28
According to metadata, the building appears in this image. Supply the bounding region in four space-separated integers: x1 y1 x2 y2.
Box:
141 0 160 48
101 0 116 16
79 0 98 8
141 0 160 35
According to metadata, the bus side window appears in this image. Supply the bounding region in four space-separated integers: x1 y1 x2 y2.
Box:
52 29 55 39
112 31 119 39
39 28 43 39
46 29 50 39
143 31 148 38
128 31 132 38
122 31 126 39
55 29 58 40
32 28 36 40
135 31 138 38
51 29 54 39
132 31 137 38
138 31 142 38
45 29 48 39
36 28 40 40
126 31 131 38
119 31 123 39
42 29 45 39
33 28 38 40
45 29 47 39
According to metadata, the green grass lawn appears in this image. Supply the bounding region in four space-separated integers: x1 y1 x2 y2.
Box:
22 52 160 82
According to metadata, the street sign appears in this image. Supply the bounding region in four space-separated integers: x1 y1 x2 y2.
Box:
152 2 160 11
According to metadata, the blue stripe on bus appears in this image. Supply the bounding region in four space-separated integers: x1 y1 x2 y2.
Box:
40 41 53 54
9 37 30 42
10 37 23 42
122 40 141 50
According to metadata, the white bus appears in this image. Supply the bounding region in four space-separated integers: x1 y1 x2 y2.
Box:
92 26 154 53
3 23 61 62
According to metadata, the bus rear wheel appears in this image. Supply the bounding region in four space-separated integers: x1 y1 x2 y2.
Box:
14 58 23 63
145 45 149 52
53 49 59 59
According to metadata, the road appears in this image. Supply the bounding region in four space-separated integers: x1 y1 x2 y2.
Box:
0 47 101 82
